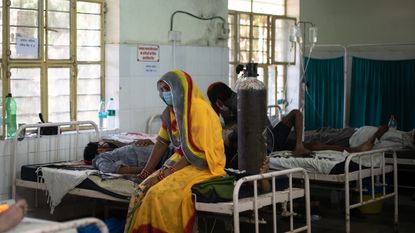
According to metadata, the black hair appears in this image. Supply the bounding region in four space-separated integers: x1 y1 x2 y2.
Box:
207 82 236 106
83 142 99 161
236 64 245 74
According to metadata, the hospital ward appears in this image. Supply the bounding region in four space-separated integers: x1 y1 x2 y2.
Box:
1 0 415 232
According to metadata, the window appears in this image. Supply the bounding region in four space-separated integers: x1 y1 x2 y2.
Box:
228 0 295 111
0 0 105 138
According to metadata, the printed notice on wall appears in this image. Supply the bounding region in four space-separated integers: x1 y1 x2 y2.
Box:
143 63 159 74
16 36 38 57
137 44 160 62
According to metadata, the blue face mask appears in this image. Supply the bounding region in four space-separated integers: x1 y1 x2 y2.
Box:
162 91 173 106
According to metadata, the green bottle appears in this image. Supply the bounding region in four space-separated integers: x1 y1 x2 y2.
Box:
6 93 17 138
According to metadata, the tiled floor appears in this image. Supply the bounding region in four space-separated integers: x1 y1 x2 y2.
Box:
23 186 415 233
197 189 415 233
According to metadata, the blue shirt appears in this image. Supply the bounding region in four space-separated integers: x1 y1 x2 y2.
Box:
92 144 154 173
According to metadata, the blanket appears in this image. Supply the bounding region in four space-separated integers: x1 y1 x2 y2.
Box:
36 167 97 214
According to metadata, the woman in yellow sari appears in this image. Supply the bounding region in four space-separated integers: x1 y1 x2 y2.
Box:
125 70 226 233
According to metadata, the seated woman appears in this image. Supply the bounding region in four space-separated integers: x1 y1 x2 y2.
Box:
124 70 226 233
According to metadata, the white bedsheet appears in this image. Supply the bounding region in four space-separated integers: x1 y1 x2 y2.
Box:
269 150 344 174
269 150 384 174
350 126 414 150
102 132 158 144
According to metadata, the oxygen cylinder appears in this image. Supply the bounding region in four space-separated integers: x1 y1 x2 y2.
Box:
237 62 267 174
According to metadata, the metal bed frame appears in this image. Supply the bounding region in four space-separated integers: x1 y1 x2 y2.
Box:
11 121 128 203
13 217 108 233
195 168 311 233
290 148 398 233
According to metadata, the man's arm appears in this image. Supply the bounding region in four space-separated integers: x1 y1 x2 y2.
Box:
92 152 119 173
134 139 154 147
118 166 143 174
140 138 170 174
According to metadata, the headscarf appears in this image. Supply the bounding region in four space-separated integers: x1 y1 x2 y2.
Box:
158 70 225 175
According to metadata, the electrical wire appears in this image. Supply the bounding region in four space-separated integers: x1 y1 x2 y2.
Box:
170 10 227 33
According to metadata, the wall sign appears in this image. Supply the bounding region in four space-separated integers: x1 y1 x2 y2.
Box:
16 36 38 57
137 44 160 62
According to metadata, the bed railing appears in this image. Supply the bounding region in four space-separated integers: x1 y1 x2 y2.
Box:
145 114 162 134
196 168 310 233
11 121 100 199
233 168 310 233
344 148 398 233
23 217 108 233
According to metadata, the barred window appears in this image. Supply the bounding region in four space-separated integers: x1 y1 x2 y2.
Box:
0 0 105 138
228 0 295 110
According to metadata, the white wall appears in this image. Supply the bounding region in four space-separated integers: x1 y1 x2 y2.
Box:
115 44 228 132
119 0 228 46
106 0 229 133
300 0 415 45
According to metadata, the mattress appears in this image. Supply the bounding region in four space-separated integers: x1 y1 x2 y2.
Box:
269 150 385 175
20 162 132 200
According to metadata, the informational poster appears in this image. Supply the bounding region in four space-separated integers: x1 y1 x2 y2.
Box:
137 44 160 62
144 63 159 74
16 36 38 57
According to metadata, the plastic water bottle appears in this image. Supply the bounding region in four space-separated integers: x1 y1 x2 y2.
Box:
98 100 107 129
388 115 397 131
6 93 17 138
107 98 116 129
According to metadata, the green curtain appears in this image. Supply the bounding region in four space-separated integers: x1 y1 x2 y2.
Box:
304 57 344 130
350 57 415 131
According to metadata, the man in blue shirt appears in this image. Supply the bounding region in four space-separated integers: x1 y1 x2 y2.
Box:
83 140 172 174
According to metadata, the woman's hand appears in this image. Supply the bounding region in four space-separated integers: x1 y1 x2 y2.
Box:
142 175 160 188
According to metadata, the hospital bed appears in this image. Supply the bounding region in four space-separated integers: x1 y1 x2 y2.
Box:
269 148 398 233
11 121 131 206
195 168 311 233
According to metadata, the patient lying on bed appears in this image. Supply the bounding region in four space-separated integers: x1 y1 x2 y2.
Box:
303 125 389 153
83 140 173 174
269 125 415 174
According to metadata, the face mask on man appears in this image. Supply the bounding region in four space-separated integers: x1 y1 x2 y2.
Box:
217 103 230 112
216 101 236 124
162 91 173 106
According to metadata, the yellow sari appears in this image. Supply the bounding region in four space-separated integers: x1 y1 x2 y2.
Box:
125 70 225 233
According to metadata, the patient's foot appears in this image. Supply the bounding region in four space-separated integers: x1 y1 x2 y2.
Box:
352 125 389 152
259 156 270 174
259 157 271 193
373 125 388 140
